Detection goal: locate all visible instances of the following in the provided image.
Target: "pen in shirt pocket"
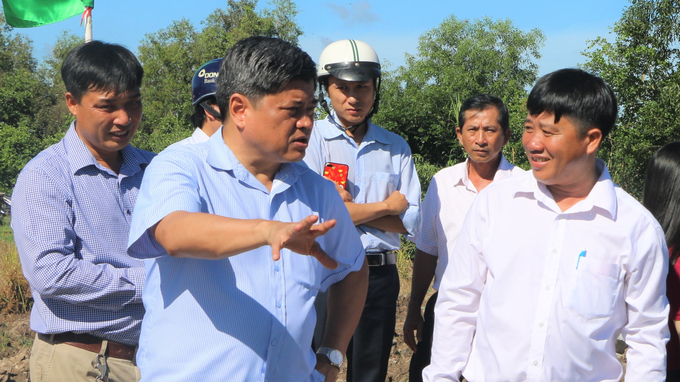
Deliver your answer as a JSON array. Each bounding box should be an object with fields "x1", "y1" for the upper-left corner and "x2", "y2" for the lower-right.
[{"x1": 576, "y1": 250, "x2": 587, "y2": 269}]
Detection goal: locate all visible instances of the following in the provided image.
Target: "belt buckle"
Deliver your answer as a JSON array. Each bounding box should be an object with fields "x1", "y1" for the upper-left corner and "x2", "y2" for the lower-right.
[{"x1": 368, "y1": 252, "x2": 386, "y2": 267}]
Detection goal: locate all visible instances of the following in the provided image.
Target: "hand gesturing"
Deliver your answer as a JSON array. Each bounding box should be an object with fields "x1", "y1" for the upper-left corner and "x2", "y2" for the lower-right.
[{"x1": 261, "y1": 215, "x2": 338, "y2": 269}]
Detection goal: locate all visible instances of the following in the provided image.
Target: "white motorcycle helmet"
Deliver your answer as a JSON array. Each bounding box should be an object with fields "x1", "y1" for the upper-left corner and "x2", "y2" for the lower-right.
[{"x1": 317, "y1": 39, "x2": 382, "y2": 126}]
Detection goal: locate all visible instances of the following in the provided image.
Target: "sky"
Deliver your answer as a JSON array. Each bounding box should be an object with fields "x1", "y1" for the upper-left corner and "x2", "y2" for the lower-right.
[{"x1": 4, "y1": 0, "x2": 631, "y2": 76}]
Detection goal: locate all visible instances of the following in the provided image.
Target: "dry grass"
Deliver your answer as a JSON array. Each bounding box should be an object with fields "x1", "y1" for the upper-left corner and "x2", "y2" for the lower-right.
[
  {"x1": 396, "y1": 237, "x2": 416, "y2": 280},
  {"x1": 0, "y1": 224, "x2": 32, "y2": 314}
]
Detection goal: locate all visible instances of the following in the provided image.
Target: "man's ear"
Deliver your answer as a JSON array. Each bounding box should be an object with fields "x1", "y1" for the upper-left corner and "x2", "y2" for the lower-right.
[
  {"x1": 229, "y1": 94, "x2": 248, "y2": 129},
  {"x1": 65, "y1": 92, "x2": 79, "y2": 116},
  {"x1": 585, "y1": 127, "x2": 603, "y2": 155}
]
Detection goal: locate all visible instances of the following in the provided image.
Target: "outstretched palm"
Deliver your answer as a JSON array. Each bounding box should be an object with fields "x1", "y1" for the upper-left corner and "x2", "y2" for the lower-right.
[{"x1": 266, "y1": 215, "x2": 338, "y2": 269}]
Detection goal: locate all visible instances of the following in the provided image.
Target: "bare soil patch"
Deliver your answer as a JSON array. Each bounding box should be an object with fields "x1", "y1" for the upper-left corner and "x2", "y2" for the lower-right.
[{"x1": 0, "y1": 313, "x2": 31, "y2": 382}]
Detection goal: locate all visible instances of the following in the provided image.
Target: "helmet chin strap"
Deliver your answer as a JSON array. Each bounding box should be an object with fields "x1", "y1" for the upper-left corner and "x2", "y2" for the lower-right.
[
  {"x1": 318, "y1": 90, "x2": 361, "y2": 132},
  {"x1": 200, "y1": 101, "x2": 222, "y2": 121}
]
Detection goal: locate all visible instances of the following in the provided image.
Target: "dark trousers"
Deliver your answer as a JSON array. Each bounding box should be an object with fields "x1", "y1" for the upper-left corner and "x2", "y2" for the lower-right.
[
  {"x1": 346, "y1": 264, "x2": 400, "y2": 382},
  {"x1": 669, "y1": 370, "x2": 680, "y2": 382},
  {"x1": 312, "y1": 289, "x2": 328, "y2": 351},
  {"x1": 409, "y1": 291, "x2": 438, "y2": 382}
]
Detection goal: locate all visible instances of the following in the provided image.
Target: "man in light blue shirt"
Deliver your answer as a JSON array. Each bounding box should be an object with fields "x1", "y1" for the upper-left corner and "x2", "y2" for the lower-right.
[
  {"x1": 128, "y1": 37, "x2": 368, "y2": 382},
  {"x1": 304, "y1": 39, "x2": 421, "y2": 382},
  {"x1": 12, "y1": 41, "x2": 153, "y2": 382}
]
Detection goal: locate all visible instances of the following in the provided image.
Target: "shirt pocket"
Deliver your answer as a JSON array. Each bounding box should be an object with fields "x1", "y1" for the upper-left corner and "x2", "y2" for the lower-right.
[
  {"x1": 363, "y1": 172, "x2": 399, "y2": 203},
  {"x1": 290, "y1": 253, "x2": 322, "y2": 291},
  {"x1": 565, "y1": 258, "x2": 620, "y2": 320}
]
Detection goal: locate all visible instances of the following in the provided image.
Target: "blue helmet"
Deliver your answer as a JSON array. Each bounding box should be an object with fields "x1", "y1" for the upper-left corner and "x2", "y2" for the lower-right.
[{"x1": 191, "y1": 58, "x2": 222, "y2": 105}]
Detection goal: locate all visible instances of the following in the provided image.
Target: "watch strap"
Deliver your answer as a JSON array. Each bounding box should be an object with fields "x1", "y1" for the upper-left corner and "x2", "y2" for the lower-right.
[{"x1": 316, "y1": 347, "x2": 343, "y2": 368}]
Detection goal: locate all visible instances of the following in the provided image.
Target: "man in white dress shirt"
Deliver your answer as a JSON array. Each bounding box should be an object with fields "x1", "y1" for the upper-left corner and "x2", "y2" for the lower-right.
[
  {"x1": 423, "y1": 68, "x2": 669, "y2": 382},
  {"x1": 403, "y1": 94, "x2": 524, "y2": 382},
  {"x1": 167, "y1": 58, "x2": 223, "y2": 149}
]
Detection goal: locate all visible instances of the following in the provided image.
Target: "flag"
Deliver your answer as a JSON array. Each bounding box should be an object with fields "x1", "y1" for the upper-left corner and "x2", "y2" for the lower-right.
[{"x1": 2, "y1": 0, "x2": 94, "y2": 28}]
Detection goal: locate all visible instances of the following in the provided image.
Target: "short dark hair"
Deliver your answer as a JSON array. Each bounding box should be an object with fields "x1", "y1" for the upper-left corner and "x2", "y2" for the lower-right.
[
  {"x1": 526, "y1": 68, "x2": 617, "y2": 138},
  {"x1": 458, "y1": 94, "x2": 509, "y2": 133},
  {"x1": 191, "y1": 96, "x2": 217, "y2": 128},
  {"x1": 215, "y1": 36, "x2": 317, "y2": 122},
  {"x1": 643, "y1": 140, "x2": 680, "y2": 263},
  {"x1": 61, "y1": 41, "x2": 143, "y2": 102}
]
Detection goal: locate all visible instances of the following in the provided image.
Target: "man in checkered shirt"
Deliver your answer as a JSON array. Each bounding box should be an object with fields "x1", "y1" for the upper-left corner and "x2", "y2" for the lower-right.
[{"x1": 11, "y1": 41, "x2": 154, "y2": 382}]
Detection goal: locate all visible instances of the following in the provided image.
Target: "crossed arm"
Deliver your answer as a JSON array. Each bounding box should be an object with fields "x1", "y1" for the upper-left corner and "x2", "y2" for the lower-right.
[{"x1": 336, "y1": 185, "x2": 408, "y2": 233}]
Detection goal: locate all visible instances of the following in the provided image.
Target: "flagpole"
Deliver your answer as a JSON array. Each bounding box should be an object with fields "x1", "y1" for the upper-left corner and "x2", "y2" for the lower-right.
[
  {"x1": 82, "y1": 6, "x2": 93, "y2": 42},
  {"x1": 85, "y1": 15, "x2": 92, "y2": 42}
]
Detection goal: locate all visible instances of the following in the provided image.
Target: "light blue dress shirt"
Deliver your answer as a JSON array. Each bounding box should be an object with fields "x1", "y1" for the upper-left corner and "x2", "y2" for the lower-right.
[
  {"x1": 127, "y1": 129, "x2": 365, "y2": 382},
  {"x1": 11, "y1": 122, "x2": 154, "y2": 345},
  {"x1": 303, "y1": 114, "x2": 421, "y2": 251}
]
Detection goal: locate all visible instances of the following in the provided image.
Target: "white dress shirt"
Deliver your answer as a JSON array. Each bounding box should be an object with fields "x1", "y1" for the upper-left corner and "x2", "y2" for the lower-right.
[
  {"x1": 164, "y1": 127, "x2": 210, "y2": 151},
  {"x1": 424, "y1": 160, "x2": 669, "y2": 382},
  {"x1": 415, "y1": 155, "x2": 523, "y2": 290}
]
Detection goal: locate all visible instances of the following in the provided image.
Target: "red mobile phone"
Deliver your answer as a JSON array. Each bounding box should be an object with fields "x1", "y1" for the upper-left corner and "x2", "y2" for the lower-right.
[{"x1": 323, "y1": 162, "x2": 349, "y2": 190}]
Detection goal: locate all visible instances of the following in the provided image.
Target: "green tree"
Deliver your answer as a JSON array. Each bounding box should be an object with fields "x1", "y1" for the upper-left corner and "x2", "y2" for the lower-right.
[
  {"x1": 134, "y1": 0, "x2": 303, "y2": 153},
  {"x1": 33, "y1": 32, "x2": 83, "y2": 139},
  {"x1": 374, "y1": 16, "x2": 544, "y2": 171},
  {"x1": 0, "y1": 122, "x2": 43, "y2": 192},
  {"x1": 0, "y1": 13, "x2": 41, "y2": 128},
  {"x1": 583, "y1": 0, "x2": 680, "y2": 198},
  {"x1": 0, "y1": 13, "x2": 71, "y2": 192},
  {"x1": 135, "y1": 19, "x2": 199, "y2": 152}
]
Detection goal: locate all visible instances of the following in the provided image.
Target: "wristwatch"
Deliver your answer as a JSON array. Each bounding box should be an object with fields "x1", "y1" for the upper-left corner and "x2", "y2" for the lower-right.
[{"x1": 316, "y1": 347, "x2": 344, "y2": 368}]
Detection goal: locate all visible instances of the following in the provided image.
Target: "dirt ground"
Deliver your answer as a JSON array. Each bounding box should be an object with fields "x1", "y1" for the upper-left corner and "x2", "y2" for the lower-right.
[
  {"x1": 0, "y1": 313, "x2": 31, "y2": 382},
  {"x1": 335, "y1": 286, "x2": 428, "y2": 382}
]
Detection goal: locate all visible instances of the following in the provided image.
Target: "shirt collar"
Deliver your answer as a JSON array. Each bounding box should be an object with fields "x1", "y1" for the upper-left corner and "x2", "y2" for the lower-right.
[
  {"x1": 457, "y1": 154, "x2": 514, "y2": 191},
  {"x1": 65, "y1": 121, "x2": 151, "y2": 177},
  {"x1": 191, "y1": 127, "x2": 211, "y2": 141},
  {"x1": 518, "y1": 159, "x2": 617, "y2": 219},
  {"x1": 497, "y1": 154, "x2": 514, "y2": 173},
  {"x1": 205, "y1": 127, "x2": 305, "y2": 192},
  {"x1": 319, "y1": 113, "x2": 390, "y2": 145}
]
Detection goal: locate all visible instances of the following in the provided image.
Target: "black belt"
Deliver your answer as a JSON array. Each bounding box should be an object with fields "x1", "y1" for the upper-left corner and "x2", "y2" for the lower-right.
[{"x1": 366, "y1": 251, "x2": 397, "y2": 266}]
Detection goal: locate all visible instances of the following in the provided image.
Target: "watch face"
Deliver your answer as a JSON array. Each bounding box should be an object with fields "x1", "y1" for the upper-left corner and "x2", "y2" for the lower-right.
[{"x1": 328, "y1": 349, "x2": 343, "y2": 365}]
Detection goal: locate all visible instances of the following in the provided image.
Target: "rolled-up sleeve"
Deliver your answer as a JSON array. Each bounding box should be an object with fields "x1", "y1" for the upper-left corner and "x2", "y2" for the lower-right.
[
  {"x1": 398, "y1": 143, "x2": 421, "y2": 237},
  {"x1": 415, "y1": 176, "x2": 440, "y2": 256},
  {"x1": 128, "y1": 150, "x2": 203, "y2": 259}
]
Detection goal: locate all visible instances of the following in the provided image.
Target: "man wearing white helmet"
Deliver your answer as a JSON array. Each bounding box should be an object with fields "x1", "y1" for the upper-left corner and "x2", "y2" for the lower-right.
[
  {"x1": 166, "y1": 58, "x2": 223, "y2": 150},
  {"x1": 304, "y1": 39, "x2": 422, "y2": 382}
]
